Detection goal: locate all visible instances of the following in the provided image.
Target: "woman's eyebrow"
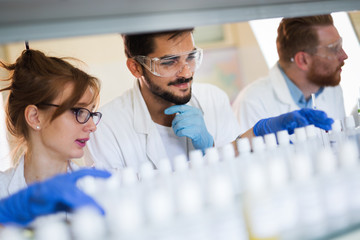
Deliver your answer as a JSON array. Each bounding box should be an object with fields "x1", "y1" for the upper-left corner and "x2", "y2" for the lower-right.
[{"x1": 74, "y1": 102, "x2": 96, "y2": 109}]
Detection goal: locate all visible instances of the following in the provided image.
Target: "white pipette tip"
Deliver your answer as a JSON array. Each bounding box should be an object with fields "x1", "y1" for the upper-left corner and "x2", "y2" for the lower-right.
[
  {"x1": 331, "y1": 119, "x2": 342, "y2": 132},
  {"x1": 345, "y1": 115, "x2": 355, "y2": 130},
  {"x1": 311, "y1": 93, "x2": 316, "y2": 110}
]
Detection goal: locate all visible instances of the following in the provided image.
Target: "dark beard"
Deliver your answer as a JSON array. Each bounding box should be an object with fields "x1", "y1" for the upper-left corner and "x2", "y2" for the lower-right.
[
  {"x1": 143, "y1": 70, "x2": 192, "y2": 105},
  {"x1": 306, "y1": 61, "x2": 342, "y2": 87}
]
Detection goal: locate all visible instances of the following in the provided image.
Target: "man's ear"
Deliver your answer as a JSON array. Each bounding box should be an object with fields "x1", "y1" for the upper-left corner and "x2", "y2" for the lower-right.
[
  {"x1": 24, "y1": 105, "x2": 41, "y2": 131},
  {"x1": 126, "y1": 58, "x2": 144, "y2": 78},
  {"x1": 293, "y1": 51, "x2": 312, "y2": 71}
]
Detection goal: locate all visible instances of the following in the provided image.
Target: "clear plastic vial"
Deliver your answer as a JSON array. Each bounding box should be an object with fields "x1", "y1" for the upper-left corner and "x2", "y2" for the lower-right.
[
  {"x1": 244, "y1": 162, "x2": 279, "y2": 240},
  {"x1": 291, "y1": 153, "x2": 326, "y2": 239},
  {"x1": 316, "y1": 148, "x2": 349, "y2": 233}
]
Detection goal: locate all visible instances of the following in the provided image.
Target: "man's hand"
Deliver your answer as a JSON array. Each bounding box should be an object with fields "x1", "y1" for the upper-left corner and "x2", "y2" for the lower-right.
[
  {"x1": 253, "y1": 108, "x2": 334, "y2": 136},
  {"x1": 165, "y1": 105, "x2": 214, "y2": 152}
]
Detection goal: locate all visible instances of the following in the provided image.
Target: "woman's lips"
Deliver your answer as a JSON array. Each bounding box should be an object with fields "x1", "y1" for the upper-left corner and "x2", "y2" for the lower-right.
[{"x1": 75, "y1": 138, "x2": 89, "y2": 147}]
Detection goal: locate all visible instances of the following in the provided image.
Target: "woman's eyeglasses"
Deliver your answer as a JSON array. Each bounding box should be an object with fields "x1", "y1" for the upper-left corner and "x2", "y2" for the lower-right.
[{"x1": 37, "y1": 103, "x2": 102, "y2": 125}]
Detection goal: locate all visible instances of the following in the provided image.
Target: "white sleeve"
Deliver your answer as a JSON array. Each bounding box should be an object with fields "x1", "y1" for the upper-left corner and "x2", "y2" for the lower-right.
[
  {"x1": 206, "y1": 85, "x2": 241, "y2": 146},
  {"x1": 336, "y1": 86, "x2": 346, "y2": 120},
  {"x1": 232, "y1": 92, "x2": 266, "y2": 134}
]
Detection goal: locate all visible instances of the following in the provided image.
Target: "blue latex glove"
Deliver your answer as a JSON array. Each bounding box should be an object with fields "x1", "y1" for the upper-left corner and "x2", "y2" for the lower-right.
[
  {"x1": 165, "y1": 105, "x2": 214, "y2": 151},
  {"x1": 253, "y1": 108, "x2": 334, "y2": 136},
  {"x1": 0, "y1": 168, "x2": 111, "y2": 226}
]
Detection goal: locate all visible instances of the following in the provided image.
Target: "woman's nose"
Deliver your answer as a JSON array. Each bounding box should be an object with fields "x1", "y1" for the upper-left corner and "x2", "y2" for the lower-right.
[{"x1": 85, "y1": 118, "x2": 97, "y2": 132}]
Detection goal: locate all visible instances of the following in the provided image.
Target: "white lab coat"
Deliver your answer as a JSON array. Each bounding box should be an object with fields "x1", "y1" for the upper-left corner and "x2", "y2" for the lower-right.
[
  {"x1": 0, "y1": 156, "x2": 78, "y2": 225},
  {"x1": 232, "y1": 64, "x2": 346, "y2": 133},
  {"x1": 0, "y1": 156, "x2": 27, "y2": 199},
  {"x1": 0, "y1": 156, "x2": 78, "y2": 199},
  {"x1": 85, "y1": 80, "x2": 241, "y2": 172}
]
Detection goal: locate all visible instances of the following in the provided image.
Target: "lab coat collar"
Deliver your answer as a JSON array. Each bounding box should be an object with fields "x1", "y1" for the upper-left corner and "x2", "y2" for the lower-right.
[
  {"x1": 270, "y1": 63, "x2": 298, "y2": 109},
  {"x1": 7, "y1": 156, "x2": 75, "y2": 196},
  {"x1": 132, "y1": 80, "x2": 204, "y2": 133},
  {"x1": 8, "y1": 155, "x2": 27, "y2": 196},
  {"x1": 133, "y1": 80, "x2": 153, "y2": 134},
  {"x1": 132, "y1": 80, "x2": 168, "y2": 167},
  {"x1": 132, "y1": 80, "x2": 201, "y2": 166}
]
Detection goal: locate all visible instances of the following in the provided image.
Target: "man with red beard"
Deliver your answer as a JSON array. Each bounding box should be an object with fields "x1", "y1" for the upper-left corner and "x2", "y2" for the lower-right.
[
  {"x1": 232, "y1": 14, "x2": 347, "y2": 133},
  {"x1": 85, "y1": 28, "x2": 334, "y2": 172}
]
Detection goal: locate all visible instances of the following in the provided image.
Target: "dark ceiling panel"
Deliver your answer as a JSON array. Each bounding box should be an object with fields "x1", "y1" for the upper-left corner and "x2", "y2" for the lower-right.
[{"x1": 0, "y1": 0, "x2": 358, "y2": 43}]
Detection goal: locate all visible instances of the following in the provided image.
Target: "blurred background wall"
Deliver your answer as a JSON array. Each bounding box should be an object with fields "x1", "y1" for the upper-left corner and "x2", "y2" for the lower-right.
[{"x1": 0, "y1": 11, "x2": 359, "y2": 170}]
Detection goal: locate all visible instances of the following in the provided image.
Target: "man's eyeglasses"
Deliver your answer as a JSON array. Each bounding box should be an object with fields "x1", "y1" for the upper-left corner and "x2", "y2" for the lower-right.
[
  {"x1": 133, "y1": 48, "x2": 203, "y2": 78},
  {"x1": 38, "y1": 103, "x2": 102, "y2": 125},
  {"x1": 312, "y1": 37, "x2": 343, "y2": 59},
  {"x1": 290, "y1": 38, "x2": 344, "y2": 62}
]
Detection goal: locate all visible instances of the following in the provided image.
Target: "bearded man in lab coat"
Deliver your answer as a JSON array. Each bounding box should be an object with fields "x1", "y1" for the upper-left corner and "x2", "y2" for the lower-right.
[
  {"x1": 232, "y1": 14, "x2": 347, "y2": 133},
  {"x1": 85, "y1": 29, "x2": 243, "y2": 171},
  {"x1": 85, "y1": 28, "x2": 334, "y2": 172}
]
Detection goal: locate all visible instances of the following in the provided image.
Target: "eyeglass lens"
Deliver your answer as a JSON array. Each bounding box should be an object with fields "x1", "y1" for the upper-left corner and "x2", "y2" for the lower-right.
[
  {"x1": 74, "y1": 108, "x2": 102, "y2": 125},
  {"x1": 156, "y1": 50, "x2": 201, "y2": 77},
  {"x1": 319, "y1": 38, "x2": 343, "y2": 55},
  {"x1": 136, "y1": 49, "x2": 203, "y2": 78}
]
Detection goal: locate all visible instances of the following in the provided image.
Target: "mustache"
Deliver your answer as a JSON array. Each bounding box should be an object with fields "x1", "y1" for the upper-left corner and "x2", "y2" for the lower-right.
[
  {"x1": 337, "y1": 62, "x2": 345, "y2": 70},
  {"x1": 168, "y1": 77, "x2": 192, "y2": 86}
]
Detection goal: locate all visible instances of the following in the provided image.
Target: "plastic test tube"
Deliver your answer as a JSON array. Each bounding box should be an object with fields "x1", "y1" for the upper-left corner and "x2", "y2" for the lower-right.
[
  {"x1": 311, "y1": 93, "x2": 316, "y2": 110},
  {"x1": 311, "y1": 93, "x2": 330, "y2": 147},
  {"x1": 357, "y1": 88, "x2": 360, "y2": 125}
]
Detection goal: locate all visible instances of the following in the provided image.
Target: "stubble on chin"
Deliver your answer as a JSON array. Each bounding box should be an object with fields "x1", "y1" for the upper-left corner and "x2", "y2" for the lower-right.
[
  {"x1": 164, "y1": 86, "x2": 192, "y2": 105},
  {"x1": 143, "y1": 73, "x2": 192, "y2": 105},
  {"x1": 307, "y1": 62, "x2": 342, "y2": 87}
]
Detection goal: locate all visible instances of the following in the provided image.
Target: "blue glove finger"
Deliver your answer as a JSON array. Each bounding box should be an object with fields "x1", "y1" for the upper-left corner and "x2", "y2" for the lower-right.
[
  {"x1": 173, "y1": 127, "x2": 196, "y2": 138},
  {"x1": 172, "y1": 111, "x2": 202, "y2": 131},
  {"x1": 164, "y1": 105, "x2": 195, "y2": 115},
  {"x1": 176, "y1": 127, "x2": 213, "y2": 150},
  {"x1": 285, "y1": 119, "x2": 308, "y2": 134},
  {"x1": 299, "y1": 108, "x2": 334, "y2": 131},
  {"x1": 288, "y1": 111, "x2": 309, "y2": 126},
  {"x1": 165, "y1": 105, "x2": 213, "y2": 151},
  {"x1": 300, "y1": 108, "x2": 327, "y2": 121},
  {"x1": 313, "y1": 119, "x2": 334, "y2": 131},
  {"x1": 254, "y1": 110, "x2": 310, "y2": 136},
  {"x1": 280, "y1": 111, "x2": 309, "y2": 134},
  {"x1": 172, "y1": 115, "x2": 202, "y2": 138},
  {"x1": 172, "y1": 122, "x2": 188, "y2": 136}
]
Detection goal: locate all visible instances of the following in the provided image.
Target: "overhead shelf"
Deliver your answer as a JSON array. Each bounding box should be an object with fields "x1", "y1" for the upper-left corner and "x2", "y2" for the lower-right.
[{"x1": 0, "y1": 0, "x2": 359, "y2": 43}]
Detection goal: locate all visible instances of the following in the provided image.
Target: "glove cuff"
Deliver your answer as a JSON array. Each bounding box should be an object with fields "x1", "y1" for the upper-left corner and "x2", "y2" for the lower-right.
[
  {"x1": 0, "y1": 187, "x2": 33, "y2": 226},
  {"x1": 253, "y1": 119, "x2": 267, "y2": 136},
  {"x1": 202, "y1": 135, "x2": 214, "y2": 152}
]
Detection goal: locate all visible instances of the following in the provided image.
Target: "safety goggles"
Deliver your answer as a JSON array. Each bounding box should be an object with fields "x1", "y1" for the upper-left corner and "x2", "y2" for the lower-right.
[
  {"x1": 134, "y1": 48, "x2": 203, "y2": 78},
  {"x1": 313, "y1": 37, "x2": 343, "y2": 59},
  {"x1": 38, "y1": 103, "x2": 102, "y2": 125}
]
